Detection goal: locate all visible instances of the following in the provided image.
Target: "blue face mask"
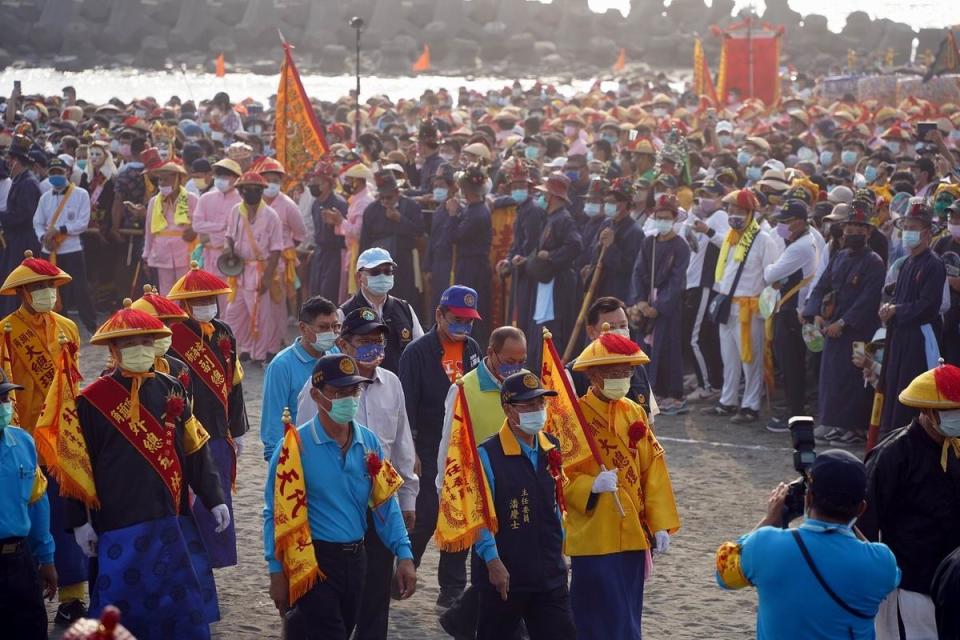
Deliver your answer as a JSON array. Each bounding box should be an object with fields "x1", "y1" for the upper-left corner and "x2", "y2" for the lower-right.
[
  {"x1": 746, "y1": 166, "x2": 762, "y2": 182},
  {"x1": 584, "y1": 202, "x2": 602, "y2": 218},
  {"x1": 498, "y1": 362, "x2": 523, "y2": 378},
  {"x1": 0, "y1": 401, "x2": 12, "y2": 430},
  {"x1": 511, "y1": 189, "x2": 528, "y2": 204},
  {"x1": 448, "y1": 321, "x2": 473, "y2": 338},
  {"x1": 902, "y1": 229, "x2": 922, "y2": 249},
  {"x1": 885, "y1": 140, "x2": 900, "y2": 154},
  {"x1": 517, "y1": 408, "x2": 547, "y2": 435},
  {"x1": 565, "y1": 170, "x2": 580, "y2": 183},
  {"x1": 49, "y1": 175, "x2": 68, "y2": 190},
  {"x1": 819, "y1": 150, "x2": 834, "y2": 166},
  {"x1": 864, "y1": 165, "x2": 877, "y2": 183},
  {"x1": 603, "y1": 203, "x2": 619, "y2": 218},
  {"x1": 938, "y1": 409, "x2": 960, "y2": 437},
  {"x1": 366, "y1": 274, "x2": 394, "y2": 295},
  {"x1": 433, "y1": 187, "x2": 448, "y2": 201},
  {"x1": 535, "y1": 194, "x2": 547, "y2": 210},
  {"x1": 355, "y1": 343, "x2": 385, "y2": 364},
  {"x1": 603, "y1": 134, "x2": 618, "y2": 146},
  {"x1": 322, "y1": 394, "x2": 360, "y2": 424},
  {"x1": 736, "y1": 150, "x2": 751, "y2": 167},
  {"x1": 76, "y1": 159, "x2": 87, "y2": 171},
  {"x1": 841, "y1": 150, "x2": 858, "y2": 167},
  {"x1": 524, "y1": 146, "x2": 540, "y2": 160}
]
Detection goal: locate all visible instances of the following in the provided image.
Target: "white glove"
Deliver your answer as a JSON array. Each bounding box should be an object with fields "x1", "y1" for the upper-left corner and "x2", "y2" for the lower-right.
[
  {"x1": 233, "y1": 435, "x2": 245, "y2": 456},
  {"x1": 591, "y1": 469, "x2": 619, "y2": 494},
  {"x1": 74, "y1": 522, "x2": 98, "y2": 558},
  {"x1": 653, "y1": 530, "x2": 670, "y2": 555},
  {"x1": 212, "y1": 504, "x2": 231, "y2": 533}
]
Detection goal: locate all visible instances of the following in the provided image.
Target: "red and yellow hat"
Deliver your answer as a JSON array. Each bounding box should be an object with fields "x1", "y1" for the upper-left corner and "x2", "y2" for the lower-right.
[
  {"x1": 899, "y1": 362, "x2": 960, "y2": 410},
  {"x1": 572, "y1": 329, "x2": 650, "y2": 371},
  {"x1": 130, "y1": 285, "x2": 189, "y2": 322},
  {"x1": 91, "y1": 299, "x2": 171, "y2": 345},
  {"x1": 0, "y1": 250, "x2": 72, "y2": 295},
  {"x1": 166, "y1": 262, "x2": 232, "y2": 300}
]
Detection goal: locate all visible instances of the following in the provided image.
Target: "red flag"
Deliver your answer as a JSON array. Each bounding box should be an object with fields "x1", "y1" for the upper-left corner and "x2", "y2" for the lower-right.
[
  {"x1": 612, "y1": 48, "x2": 626, "y2": 72},
  {"x1": 215, "y1": 53, "x2": 225, "y2": 78},
  {"x1": 412, "y1": 45, "x2": 431, "y2": 73},
  {"x1": 275, "y1": 40, "x2": 329, "y2": 189}
]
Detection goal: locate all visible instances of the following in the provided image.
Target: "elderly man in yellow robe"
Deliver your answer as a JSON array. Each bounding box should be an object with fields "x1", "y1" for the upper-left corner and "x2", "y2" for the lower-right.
[
  {"x1": 565, "y1": 329, "x2": 681, "y2": 640},
  {"x1": 0, "y1": 250, "x2": 89, "y2": 624}
]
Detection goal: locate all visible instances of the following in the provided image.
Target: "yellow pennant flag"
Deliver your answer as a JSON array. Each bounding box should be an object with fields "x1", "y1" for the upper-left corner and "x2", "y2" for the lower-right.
[
  {"x1": 1, "y1": 322, "x2": 19, "y2": 425},
  {"x1": 540, "y1": 329, "x2": 597, "y2": 471},
  {"x1": 273, "y1": 414, "x2": 321, "y2": 606},
  {"x1": 435, "y1": 382, "x2": 498, "y2": 552},
  {"x1": 366, "y1": 452, "x2": 404, "y2": 509},
  {"x1": 34, "y1": 334, "x2": 97, "y2": 507},
  {"x1": 275, "y1": 40, "x2": 329, "y2": 191}
]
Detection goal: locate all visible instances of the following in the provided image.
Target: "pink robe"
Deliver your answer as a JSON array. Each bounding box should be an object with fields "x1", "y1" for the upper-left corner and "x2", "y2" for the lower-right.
[
  {"x1": 222, "y1": 202, "x2": 284, "y2": 361},
  {"x1": 341, "y1": 186, "x2": 373, "y2": 300},
  {"x1": 264, "y1": 191, "x2": 308, "y2": 342},
  {"x1": 192, "y1": 188, "x2": 242, "y2": 310},
  {"x1": 143, "y1": 189, "x2": 198, "y2": 295}
]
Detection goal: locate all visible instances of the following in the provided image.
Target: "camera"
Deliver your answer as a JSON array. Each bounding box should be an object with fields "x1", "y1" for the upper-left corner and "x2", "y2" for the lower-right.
[{"x1": 781, "y1": 416, "x2": 816, "y2": 528}]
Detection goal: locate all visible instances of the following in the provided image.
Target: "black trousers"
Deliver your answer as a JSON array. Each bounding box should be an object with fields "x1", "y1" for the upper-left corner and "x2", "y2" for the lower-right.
[
  {"x1": 354, "y1": 514, "x2": 393, "y2": 640},
  {"x1": 773, "y1": 308, "x2": 807, "y2": 416},
  {"x1": 0, "y1": 542, "x2": 47, "y2": 640},
  {"x1": 310, "y1": 245, "x2": 343, "y2": 305},
  {"x1": 682, "y1": 287, "x2": 723, "y2": 390},
  {"x1": 476, "y1": 585, "x2": 576, "y2": 640},
  {"x1": 43, "y1": 250, "x2": 97, "y2": 331},
  {"x1": 410, "y1": 453, "x2": 468, "y2": 591},
  {"x1": 285, "y1": 541, "x2": 367, "y2": 640}
]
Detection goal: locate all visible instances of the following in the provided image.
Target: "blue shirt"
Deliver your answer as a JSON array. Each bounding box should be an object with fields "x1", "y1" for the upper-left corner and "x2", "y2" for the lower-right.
[
  {"x1": 0, "y1": 426, "x2": 54, "y2": 564},
  {"x1": 721, "y1": 519, "x2": 900, "y2": 640},
  {"x1": 262, "y1": 417, "x2": 413, "y2": 573},
  {"x1": 260, "y1": 339, "x2": 328, "y2": 460}
]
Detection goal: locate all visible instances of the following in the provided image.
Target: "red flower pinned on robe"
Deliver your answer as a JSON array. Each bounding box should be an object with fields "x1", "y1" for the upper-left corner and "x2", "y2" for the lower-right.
[
  {"x1": 178, "y1": 369, "x2": 191, "y2": 390},
  {"x1": 366, "y1": 451, "x2": 383, "y2": 478},
  {"x1": 546, "y1": 447, "x2": 567, "y2": 514},
  {"x1": 218, "y1": 335, "x2": 233, "y2": 362},
  {"x1": 164, "y1": 394, "x2": 186, "y2": 427},
  {"x1": 628, "y1": 420, "x2": 647, "y2": 449}
]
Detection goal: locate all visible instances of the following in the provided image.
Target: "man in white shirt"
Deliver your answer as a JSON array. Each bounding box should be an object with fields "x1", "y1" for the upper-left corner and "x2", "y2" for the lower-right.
[
  {"x1": 762, "y1": 199, "x2": 820, "y2": 433},
  {"x1": 296, "y1": 306, "x2": 418, "y2": 640},
  {"x1": 32, "y1": 156, "x2": 97, "y2": 332},
  {"x1": 701, "y1": 189, "x2": 779, "y2": 424}
]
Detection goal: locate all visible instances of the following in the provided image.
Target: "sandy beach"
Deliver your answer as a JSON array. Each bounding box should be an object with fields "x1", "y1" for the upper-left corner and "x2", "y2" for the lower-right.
[{"x1": 48, "y1": 329, "x2": 797, "y2": 639}]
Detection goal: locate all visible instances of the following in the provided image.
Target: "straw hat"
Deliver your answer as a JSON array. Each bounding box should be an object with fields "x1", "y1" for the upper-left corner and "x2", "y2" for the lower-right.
[
  {"x1": 572, "y1": 330, "x2": 650, "y2": 371},
  {"x1": 166, "y1": 262, "x2": 233, "y2": 300},
  {"x1": 0, "y1": 250, "x2": 72, "y2": 295},
  {"x1": 90, "y1": 299, "x2": 171, "y2": 345}
]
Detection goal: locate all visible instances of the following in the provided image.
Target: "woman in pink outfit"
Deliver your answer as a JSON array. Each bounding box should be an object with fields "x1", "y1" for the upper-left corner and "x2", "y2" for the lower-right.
[
  {"x1": 142, "y1": 160, "x2": 198, "y2": 295},
  {"x1": 192, "y1": 158, "x2": 243, "y2": 310}
]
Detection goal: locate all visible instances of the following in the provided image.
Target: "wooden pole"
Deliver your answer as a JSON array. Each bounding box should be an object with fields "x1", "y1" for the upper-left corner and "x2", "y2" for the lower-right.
[{"x1": 562, "y1": 244, "x2": 608, "y2": 362}]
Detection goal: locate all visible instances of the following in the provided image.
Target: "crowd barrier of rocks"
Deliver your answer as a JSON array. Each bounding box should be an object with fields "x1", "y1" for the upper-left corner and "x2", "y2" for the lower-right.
[{"x1": 0, "y1": 0, "x2": 942, "y2": 76}]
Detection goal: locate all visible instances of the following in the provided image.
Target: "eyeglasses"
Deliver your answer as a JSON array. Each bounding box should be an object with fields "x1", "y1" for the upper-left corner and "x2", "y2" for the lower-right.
[{"x1": 365, "y1": 266, "x2": 395, "y2": 277}]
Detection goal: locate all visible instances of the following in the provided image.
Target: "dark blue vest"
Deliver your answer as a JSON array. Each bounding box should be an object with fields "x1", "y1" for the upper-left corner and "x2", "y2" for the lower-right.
[
  {"x1": 340, "y1": 292, "x2": 414, "y2": 375},
  {"x1": 472, "y1": 431, "x2": 567, "y2": 592}
]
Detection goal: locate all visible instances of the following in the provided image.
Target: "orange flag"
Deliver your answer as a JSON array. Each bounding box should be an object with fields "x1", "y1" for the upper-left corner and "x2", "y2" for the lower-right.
[
  {"x1": 612, "y1": 48, "x2": 626, "y2": 72},
  {"x1": 412, "y1": 45, "x2": 431, "y2": 73},
  {"x1": 275, "y1": 40, "x2": 329, "y2": 189},
  {"x1": 435, "y1": 381, "x2": 498, "y2": 552},
  {"x1": 215, "y1": 53, "x2": 226, "y2": 78},
  {"x1": 540, "y1": 329, "x2": 601, "y2": 471},
  {"x1": 693, "y1": 39, "x2": 718, "y2": 104}
]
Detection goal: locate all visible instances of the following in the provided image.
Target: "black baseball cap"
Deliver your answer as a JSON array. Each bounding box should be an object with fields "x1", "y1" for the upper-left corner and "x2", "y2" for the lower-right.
[
  {"x1": 0, "y1": 369, "x2": 24, "y2": 396},
  {"x1": 310, "y1": 354, "x2": 372, "y2": 389},
  {"x1": 808, "y1": 449, "x2": 866, "y2": 504},
  {"x1": 775, "y1": 198, "x2": 809, "y2": 222},
  {"x1": 500, "y1": 370, "x2": 558, "y2": 405},
  {"x1": 342, "y1": 307, "x2": 387, "y2": 337}
]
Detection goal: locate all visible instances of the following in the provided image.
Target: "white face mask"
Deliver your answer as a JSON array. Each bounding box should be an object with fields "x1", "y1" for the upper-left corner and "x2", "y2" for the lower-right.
[
  {"x1": 153, "y1": 336, "x2": 172, "y2": 358},
  {"x1": 611, "y1": 327, "x2": 631, "y2": 338},
  {"x1": 158, "y1": 185, "x2": 174, "y2": 197},
  {"x1": 214, "y1": 177, "x2": 233, "y2": 193},
  {"x1": 601, "y1": 377, "x2": 631, "y2": 401},
  {"x1": 264, "y1": 182, "x2": 281, "y2": 198},
  {"x1": 312, "y1": 331, "x2": 337, "y2": 352},
  {"x1": 119, "y1": 345, "x2": 157, "y2": 373},
  {"x1": 30, "y1": 287, "x2": 57, "y2": 313},
  {"x1": 191, "y1": 303, "x2": 218, "y2": 323}
]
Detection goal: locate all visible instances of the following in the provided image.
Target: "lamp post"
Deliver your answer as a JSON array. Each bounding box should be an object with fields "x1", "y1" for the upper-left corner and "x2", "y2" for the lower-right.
[{"x1": 349, "y1": 16, "x2": 364, "y2": 147}]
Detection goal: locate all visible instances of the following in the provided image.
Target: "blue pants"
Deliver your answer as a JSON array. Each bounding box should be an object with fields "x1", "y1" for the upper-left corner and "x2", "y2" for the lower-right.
[
  {"x1": 45, "y1": 472, "x2": 89, "y2": 589},
  {"x1": 570, "y1": 551, "x2": 646, "y2": 640},
  {"x1": 192, "y1": 438, "x2": 237, "y2": 568}
]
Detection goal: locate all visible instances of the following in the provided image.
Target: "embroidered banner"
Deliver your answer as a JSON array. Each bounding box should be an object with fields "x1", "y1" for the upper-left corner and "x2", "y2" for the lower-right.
[
  {"x1": 170, "y1": 323, "x2": 230, "y2": 416},
  {"x1": 275, "y1": 41, "x2": 329, "y2": 190}
]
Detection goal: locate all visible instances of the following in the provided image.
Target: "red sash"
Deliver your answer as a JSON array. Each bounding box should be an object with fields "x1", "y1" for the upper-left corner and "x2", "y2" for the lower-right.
[
  {"x1": 169, "y1": 322, "x2": 230, "y2": 417},
  {"x1": 80, "y1": 376, "x2": 183, "y2": 512}
]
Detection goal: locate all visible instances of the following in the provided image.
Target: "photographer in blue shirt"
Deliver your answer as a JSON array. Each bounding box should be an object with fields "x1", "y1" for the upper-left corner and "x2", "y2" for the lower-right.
[{"x1": 715, "y1": 450, "x2": 900, "y2": 639}]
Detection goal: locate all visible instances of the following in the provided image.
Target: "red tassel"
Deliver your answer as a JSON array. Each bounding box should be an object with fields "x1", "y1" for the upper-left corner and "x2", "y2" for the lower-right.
[
  {"x1": 143, "y1": 293, "x2": 187, "y2": 318},
  {"x1": 737, "y1": 189, "x2": 759, "y2": 211},
  {"x1": 22, "y1": 257, "x2": 62, "y2": 277},
  {"x1": 598, "y1": 332, "x2": 641, "y2": 356},
  {"x1": 935, "y1": 365, "x2": 960, "y2": 403}
]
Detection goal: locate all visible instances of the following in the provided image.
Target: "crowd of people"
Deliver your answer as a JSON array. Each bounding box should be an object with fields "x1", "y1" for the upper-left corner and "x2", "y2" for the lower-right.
[{"x1": 1, "y1": 69, "x2": 960, "y2": 639}]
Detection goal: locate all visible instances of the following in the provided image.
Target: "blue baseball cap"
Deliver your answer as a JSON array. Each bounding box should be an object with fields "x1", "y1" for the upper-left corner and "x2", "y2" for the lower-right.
[{"x1": 440, "y1": 285, "x2": 481, "y2": 320}]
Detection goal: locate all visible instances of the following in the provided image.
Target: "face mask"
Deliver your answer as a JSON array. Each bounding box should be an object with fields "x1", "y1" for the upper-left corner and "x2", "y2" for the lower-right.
[
  {"x1": 191, "y1": 303, "x2": 218, "y2": 323},
  {"x1": 433, "y1": 187, "x2": 449, "y2": 201},
  {"x1": 214, "y1": 177, "x2": 233, "y2": 193},
  {"x1": 264, "y1": 183, "x2": 281, "y2": 198},
  {"x1": 603, "y1": 134, "x2": 618, "y2": 146},
  {"x1": 601, "y1": 377, "x2": 631, "y2": 401},
  {"x1": 49, "y1": 174, "x2": 68, "y2": 190},
  {"x1": 902, "y1": 229, "x2": 922, "y2": 250},
  {"x1": 796, "y1": 147, "x2": 816, "y2": 163},
  {"x1": 652, "y1": 107, "x2": 668, "y2": 118},
  {"x1": 717, "y1": 134, "x2": 732, "y2": 147},
  {"x1": 565, "y1": 170, "x2": 580, "y2": 183},
  {"x1": 611, "y1": 327, "x2": 631, "y2": 338},
  {"x1": 242, "y1": 190, "x2": 262, "y2": 206},
  {"x1": 841, "y1": 150, "x2": 858, "y2": 167},
  {"x1": 0, "y1": 401, "x2": 13, "y2": 430},
  {"x1": 119, "y1": 345, "x2": 156, "y2": 373},
  {"x1": 110, "y1": 139, "x2": 121, "y2": 153},
  {"x1": 365, "y1": 274, "x2": 394, "y2": 296},
  {"x1": 653, "y1": 219, "x2": 673, "y2": 235},
  {"x1": 746, "y1": 166, "x2": 762, "y2": 182},
  {"x1": 563, "y1": 125, "x2": 577, "y2": 137},
  {"x1": 30, "y1": 287, "x2": 57, "y2": 312},
  {"x1": 308, "y1": 184, "x2": 324, "y2": 198},
  {"x1": 524, "y1": 146, "x2": 540, "y2": 160},
  {"x1": 603, "y1": 204, "x2": 619, "y2": 219},
  {"x1": 885, "y1": 141, "x2": 900, "y2": 154},
  {"x1": 322, "y1": 394, "x2": 360, "y2": 424},
  {"x1": 24, "y1": 108, "x2": 39, "y2": 122},
  {"x1": 118, "y1": 143, "x2": 132, "y2": 158},
  {"x1": 355, "y1": 343, "x2": 385, "y2": 364},
  {"x1": 159, "y1": 185, "x2": 174, "y2": 197},
  {"x1": 312, "y1": 331, "x2": 337, "y2": 352},
  {"x1": 194, "y1": 177, "x2": 208, "y2": 190},
  {"x1": 448, "y1": 321, "x2": 473, "y2": 338},
  {"x1": 864, "y1": 165, "x2": 877, "y2": 183},
  {"x1": 819, "y1": 150, "x2": 834, "y2": 166},
  {"x1": 511, "y1": 189, "x2": 528, "y2": 204},
  {"x1": 535, "y1": 194, "x2": 547, "y2": 210},
  {"x1": 728, "y1": 216, "x2": 746, "y2": 230},
  {"x1": 843, "y1": 233, "x2": 866, "y2": 250},
  {"x1": 938, "y1": 409, "x2": 960, "y2": 437},
  {"x1": 497, "y1": 362, "x2": 523, "y2": 378},
  {"x1": 776, "y1": 222, "x2": 793, "y2": 239},
  {"x1": 76, "y1": 159, "x2": 87, "y2": 171},
  {"x1": 439, "y1": 153, "x2": 455, "y2": 163},
  {"x1": 584, "y1": 202, "x2": 602, "y2": 218},
  {"x1": 153, "y1": 336, "x2": 172, "y2": 358},
  {"x1": 736, "y1": 151, "x2": 751, "y2": 167},
  {"x1": 517, "y1": 408, "x2": 547, "y2": 435}
]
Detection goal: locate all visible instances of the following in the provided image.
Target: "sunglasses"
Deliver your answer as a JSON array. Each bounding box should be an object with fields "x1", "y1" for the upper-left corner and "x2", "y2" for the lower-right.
[{"x1": 365, "y1": 266, "x2": 395, "y2": 277}]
